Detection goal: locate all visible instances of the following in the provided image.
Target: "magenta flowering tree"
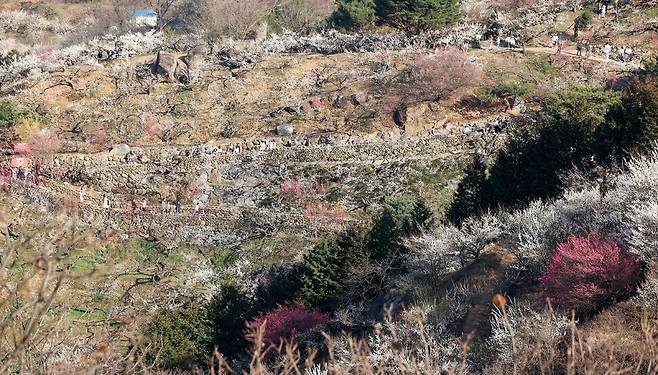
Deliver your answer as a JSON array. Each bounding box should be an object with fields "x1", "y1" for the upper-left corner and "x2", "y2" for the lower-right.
[
  {"x1": 245, "y1": 305, "x2": 327, "y2": 353},
  {"x1": 539, "y1": 231, "x2": 641, "y2": 313}
]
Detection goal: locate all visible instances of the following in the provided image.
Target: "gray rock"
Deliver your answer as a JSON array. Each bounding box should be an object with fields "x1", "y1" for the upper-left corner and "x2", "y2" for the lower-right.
[
  {"x1": 109, "y1": 144, "x2": 131, "y2": 157},
  {"x1": 276, "y1": 123, "x2": 294, "y2": 137},
  {"x1": 183, "y1": 46, "x2": 207, "y2": 70},
  {"x1": 153, "y1": 51, "x2": 178, "y2": 80}
]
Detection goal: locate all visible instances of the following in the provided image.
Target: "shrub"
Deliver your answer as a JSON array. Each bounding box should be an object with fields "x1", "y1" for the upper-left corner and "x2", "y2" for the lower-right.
[
  {"x1": 539, "y1": 232, "x2": 641, "y2": 314},
  {"x1": 574, "y1": 9, "x2": 593, "y2": 38},
  {"x1": 143, "y1": 303, "x2": 214, "y2": 369},
  {"x1": 245, "y1": 305, "x2": 327, "y2": 353},
  {"x1": 488, "y1": 302, "x2": 570, "y2": 372},
  {"x1": 330, "y1": 0, "x2": 377, "y2": 30},
  {"x1": 299, "y1": 237, "x2": 349, "y2": 308},
  {"x1": 599, "y1": 73, "x2": 658, "y2": 161},
  {"x1": 447, "y1": 155, "x2": 487, "y2": 224},
  {"x1": 369, "y1": 194, "x2": 433, "y2": 261},
  {"x1": 0, "y1": 100, "x2": 33, "y2": 130},
  {"x1": 270, "y1": 0, "x2": 336, "y2": 34},
  {"x1": 209, "y1": 283, "x2": 258, "y2": 359},
  {"x1": 448, "y1": 84, "x2": 622, "y2": 219},
  {"x1": 401, "y1": 48, "x2": 483, "y2": 106},
  {"x1": 377, "y1": 0, "x2": 461, "y2": 32}
]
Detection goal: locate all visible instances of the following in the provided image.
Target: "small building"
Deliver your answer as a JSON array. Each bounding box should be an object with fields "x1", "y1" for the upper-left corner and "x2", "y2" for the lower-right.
[{"x1": 129, "y1": 9, "x2": 158, "y2": 28}]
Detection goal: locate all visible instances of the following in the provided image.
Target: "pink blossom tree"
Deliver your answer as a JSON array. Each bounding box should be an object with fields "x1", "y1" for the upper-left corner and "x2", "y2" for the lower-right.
[
  {"x1": 401, "y1": 48, "x2": 483, "y2": 106},
  {"x1": 539, "y1": 231, "x2": 641, "y2": 313},
  {"x1": 245, "y1": 305, "x2": 327, "y2": 354}
]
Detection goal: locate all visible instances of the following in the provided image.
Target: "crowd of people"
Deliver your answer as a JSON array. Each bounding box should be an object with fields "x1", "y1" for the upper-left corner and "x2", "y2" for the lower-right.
[
  {"x1": 78, "y1": 187, "x2": 208, "y2": 217},
  {"x1": 0, "y1": 164, "x2": 43, "y2": 185}
]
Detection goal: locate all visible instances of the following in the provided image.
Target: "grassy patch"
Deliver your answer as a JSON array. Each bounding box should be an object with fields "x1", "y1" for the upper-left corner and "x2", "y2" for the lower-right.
[
  {"x1": 645, "y1": 6, "x2": 658, "y2": 19},
  {"x1": 66, "y1": 307, "x2": 108, "y2": 321}
]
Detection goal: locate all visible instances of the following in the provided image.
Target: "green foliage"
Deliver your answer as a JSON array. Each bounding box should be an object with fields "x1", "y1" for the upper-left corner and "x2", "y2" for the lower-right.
[
  {"x1": 331, "y1": 0, "x2": 460, "y2": 31},
  {"x1": 369, "y1": 194, "x2": 434, "y2": 260},
  {"x1": 143, "y1": 303, "x2": 214, "y2": 369},
  {"x1": 599, "y1": 72, "x2": 658, "y2": 160},
  {"x1": 479, "y1": 82, "x2": 532, "y2": 100},
  {"x1": 0, "y1": 100, "x2": 34, "y2": 130},
  {"x1": 299, "y1": 238, "x2": 348, "y2": 308},
  {"x1": 330, "y1": 0, "x2": 377, "y2": 30},
  {"x1": 209, "y1": 282, "x2": 257, "y2": 358},
  {"x1": 377, "y1": 0, "x2": 461, "y2": 32},
  {"x1": 476, "y1": 81, "x2": 533, "y2": 106},
  {"x1": 447, "y1": 155, "x2": 487, "y2": 224},
  {"x1": 130, "y1": 238, "x2": 169, "y2": 263},
  {"x1": 449, "y1": 84, "x2": 623, "y2": 221},
  {"x1": 574, "y1": 9, "x2": 593, "y2": 36},
  {"x1": 541, "y1": 84, "x2": 621, "y2": 139}
]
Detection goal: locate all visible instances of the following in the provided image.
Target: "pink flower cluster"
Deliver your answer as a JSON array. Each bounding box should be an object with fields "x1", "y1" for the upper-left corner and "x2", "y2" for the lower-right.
[
  {"x1": 246, "y1": 305, "x2": 327, "y2": 353},
  {"x1": 303, "y1": 203, "x2": 345, "y2": 224},
  {"x1": 539, "y1": 231, "x2": 641, "y2": 312},
  {"x1": 281, "y1": 179, "x2": 326, "y2": 198}
]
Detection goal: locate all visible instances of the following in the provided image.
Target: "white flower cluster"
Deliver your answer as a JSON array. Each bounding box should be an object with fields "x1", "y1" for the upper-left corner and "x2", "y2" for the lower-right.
[
  {"x1": 329, "y1": 305, "x2": 466, "y2": 374},
  {"x1": 488, "y1": 302, "x2": 570, "y2": 365},
  {"x1": 0, "y1": 30, "x2": 165, "y2": 93},
  {"x1": 0, "y1": 10, "x2": 72, "y2": 35}
]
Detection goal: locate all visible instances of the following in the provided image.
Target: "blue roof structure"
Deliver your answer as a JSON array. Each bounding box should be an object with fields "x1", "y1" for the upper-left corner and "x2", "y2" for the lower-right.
[{"x1": 129, "y1": 9, "x2": 158, "y2": 17}]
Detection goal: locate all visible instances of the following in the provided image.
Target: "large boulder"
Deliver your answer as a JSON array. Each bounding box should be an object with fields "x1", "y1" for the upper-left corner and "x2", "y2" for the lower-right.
[
  {"x1": 276, "y1": 123, "x2": 294, "y2": 137},
  {"x1": 183, "y1": 46, "x2": 207, "y2": 70},
  {"x1": 109, "y1": 144, "x2": 130, "y2": 157}
]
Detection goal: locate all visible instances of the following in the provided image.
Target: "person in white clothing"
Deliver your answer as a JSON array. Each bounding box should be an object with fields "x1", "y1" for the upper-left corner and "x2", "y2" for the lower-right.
[
  {"x1": 603, "y1": 44, "x2": 612, "y2": 59},
  {"x1": 79, "y1": 188, "x2": 85, "y2": 203},
  {"x1": 102, "y1": 195, "x2": 110, "y2": 209}
]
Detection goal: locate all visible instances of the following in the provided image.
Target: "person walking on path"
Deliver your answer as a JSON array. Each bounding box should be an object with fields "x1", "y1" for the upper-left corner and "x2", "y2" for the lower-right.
[
  {"x1": 603, "y1": 43, "x2": 612, "y2": 59},
  {"x1": 618, "y1": 46, "x2": 625, "y2": 62},
  {"x1": 103, "y1": 195, "x2": 110, "y2": 209},
  {"x1": 79, "y1": 188, "x2": 85, "y2": 204},
  {"x1": 175, "y1": 200, "x2": 181, "y2": 214}
]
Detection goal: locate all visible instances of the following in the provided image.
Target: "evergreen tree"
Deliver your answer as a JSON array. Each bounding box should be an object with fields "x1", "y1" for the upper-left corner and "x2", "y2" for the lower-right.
[
  {"x1": 299, "y1": 238, "x2": 347, "y2": 309},
  {"x1": 330, "y1": 0, "x2": 377, "y2": 30},
  {"x1": 377, "y1": 0, "x2": 461, "y2": 32},
  {"x1": 574, "y1": 9, "x2": 593, "y2": 38},
  {"x1": 447, "y1": 155, "x2": 487, "y2": 224},
  {"x1": 369, "y1": 194, "x2": 434, "y2": 261}
]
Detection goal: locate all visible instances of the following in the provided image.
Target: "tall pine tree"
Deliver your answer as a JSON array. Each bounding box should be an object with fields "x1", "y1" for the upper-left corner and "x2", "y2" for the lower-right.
[{"x1": 377, "y1": 0, "x2": 461, "y2": 32}]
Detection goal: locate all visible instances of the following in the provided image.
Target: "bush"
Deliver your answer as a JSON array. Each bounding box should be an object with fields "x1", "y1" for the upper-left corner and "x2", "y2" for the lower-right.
[
  {"x1": 330, "y1": 0, "x2": 377, "y2": 30},
  {"x1": 574, "y1": 9, "x2": 593, "y2": 37},
  {"x1": 539, "y1": 232, "x2": 641, "y2": 314},
  {"x1": 298, "y1": 237, "x2": 351, "y2": 308},
  {"x1": 298, "y1": 228, "x2": 370, "y2": 306},
  {"x1": 599, "y1": 72, "x2": 658, "y2": 161},
  {"x1": 400, "y1": 48, "x2": 483, "y2": 106},
  {"x1": 270, "y1": 0, "x2": 336, "y2": 34},
  {"x1": 448, "y1": 84, "x2": 622, "y2": 221},
  {"x1": 245, "y1": 305, "x2": 327, "y2": 353},
  {"x1": 143, "y1": 303, "x2": 214, "y2": 369},
  {"x1": 0, "y1": 100, "x2": 34, "y2": 130},
  {"x1": 369, "y1": 194, "x2": 434, "y2": 261},
  {"x1": 377, "y1": 0, "x2": 461, "y2": 32},
  {"x1": 447, "y1": 155, "x2": 487, "y2": 224},
  {"x1": 209, "y1": 283, "x2": 258, "y2": 359}
]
